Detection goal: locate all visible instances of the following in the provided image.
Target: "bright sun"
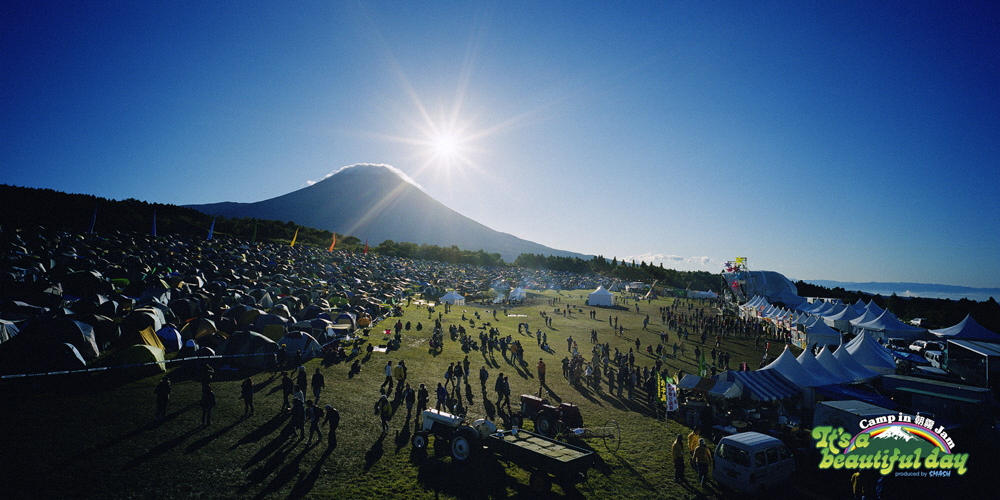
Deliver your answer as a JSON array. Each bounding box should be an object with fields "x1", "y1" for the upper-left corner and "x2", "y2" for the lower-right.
[{"x1": 433, "y1": 132, "x2": 460, "y2": 160}]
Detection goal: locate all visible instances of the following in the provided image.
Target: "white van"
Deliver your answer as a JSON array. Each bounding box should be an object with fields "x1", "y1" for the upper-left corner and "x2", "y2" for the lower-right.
[{"x1": 713, "y1": 432, "x2": 794, "y2": 493}]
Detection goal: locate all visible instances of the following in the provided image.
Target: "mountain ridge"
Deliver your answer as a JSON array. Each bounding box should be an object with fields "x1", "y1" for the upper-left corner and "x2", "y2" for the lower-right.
[{"x1": 185, "y1": 164, "x2": 591, "y2": 262}]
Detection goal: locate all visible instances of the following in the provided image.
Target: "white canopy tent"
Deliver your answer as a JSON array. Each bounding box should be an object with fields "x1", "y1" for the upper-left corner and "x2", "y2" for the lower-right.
[
  {"x1": 439, "y1": 291, "x2": 465, "y2": 305},
  {"x1": 588, "y1": 286, "x2": 614, "y2": 307}
]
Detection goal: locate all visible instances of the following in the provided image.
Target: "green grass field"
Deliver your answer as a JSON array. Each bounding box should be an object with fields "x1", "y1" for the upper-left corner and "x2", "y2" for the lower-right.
[{"x1": 0, "y1": 291, "x2": 842, "y2": 499}]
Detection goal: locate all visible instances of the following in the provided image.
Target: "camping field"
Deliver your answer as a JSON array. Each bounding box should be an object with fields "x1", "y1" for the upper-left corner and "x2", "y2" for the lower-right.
[{"x1": 1, "y1": 291, "x2": 846, "y2": 500}]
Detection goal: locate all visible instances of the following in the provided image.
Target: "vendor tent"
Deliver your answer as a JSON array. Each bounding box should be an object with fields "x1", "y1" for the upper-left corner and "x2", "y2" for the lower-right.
[
  {"x1": 852, "y1": 310, "x2": 927, "y2": 341},
  {"x1": 844, "y1": 333, "x2": 898, "y2": 374},
  {"x1": 929, "y1": 315, "x2": 1000, "y2": 342},
  {"x1": 794, "y1": 321, "x2": 842, "y2": 351},
  {"x1": 760, "y1": 346, "x2": 828, "y2": 387},
  {"x1": 796, "y1": 348, "x2": 848, "y2": 385},
  {"x1": 824, "y1": 305, "x2": 862, "y2": 333},
  {"x1": 439, "y1": 291, "x2": 465, "y2": 305},
  {"x1": 831, "y1": 345, "x2": 880, "y2": 382},
  {"x1": 816, "y1": 347, "x2": 874, "y2": 383},
  {"x1": 677, "y1": 374, "x2": 742, "y2": 398},
  {"x1": 587, "y1": 286, "x2": 613, "y2": 307},
  {"x1": 717, "y1": 369, "x2": 801, "y2": 401}
]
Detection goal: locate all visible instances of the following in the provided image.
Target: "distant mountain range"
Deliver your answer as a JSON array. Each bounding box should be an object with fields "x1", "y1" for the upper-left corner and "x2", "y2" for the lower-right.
[
  {"x1": 803, "y1": 280, "x2": 1000, "y2": 302},
  {"x1": 186, "y1": 164, "x2": 590, "y2": 263}
]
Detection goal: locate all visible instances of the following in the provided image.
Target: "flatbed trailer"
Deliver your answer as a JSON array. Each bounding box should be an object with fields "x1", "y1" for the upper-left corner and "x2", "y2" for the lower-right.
[{"x1": 486, "y1": 429, "x2": 594, "y2": 492}]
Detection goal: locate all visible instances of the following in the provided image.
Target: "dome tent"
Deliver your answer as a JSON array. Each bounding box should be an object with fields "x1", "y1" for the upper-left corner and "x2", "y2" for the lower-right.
[{"x1": 587, "y1": 286, "x2": 613, "y2": 307}]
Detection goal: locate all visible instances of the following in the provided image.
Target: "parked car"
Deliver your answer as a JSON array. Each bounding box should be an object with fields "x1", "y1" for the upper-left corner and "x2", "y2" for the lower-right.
[{"x1": 909, "y1": 340, "x2": 944, "y2": 354}]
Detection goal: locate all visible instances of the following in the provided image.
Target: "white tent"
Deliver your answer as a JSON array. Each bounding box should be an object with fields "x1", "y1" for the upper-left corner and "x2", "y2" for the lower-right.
[
  {"x1": 815, "y1": 347, "x2": 870, "y2": 383},
  {"x1": 831, "y1": 345, "x2": 881, "y2": 382},
  {"x1": 844, "y1": 332, "x2": 897, "y2": 375},
  {"x1": 760, "y1": 346, "x2": 826, "y2": 387},
  {"x1": 853, "y1": 310, "x2": 927, "y2": 341},
  {"x1": 825, "y1": 305, "x2": 862, "y2": 333},
  {"x1": 588, "y1": 286, "x2": 613, "y2": 307},
  {"x1": 794, "y1": 320, "x2": 842, "y2": 351},
  {"x1": 796, "y1": 348, "x2": 846, "y2": 385},
  {"x1": 930, "y1": 314, "x2": 1000, "y2": 342},
  {"x1": 439, "y1": 291, "x2": 465, "y2": 305}
]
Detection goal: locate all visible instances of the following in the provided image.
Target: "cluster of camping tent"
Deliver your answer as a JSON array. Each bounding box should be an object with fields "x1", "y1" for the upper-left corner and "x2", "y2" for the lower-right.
[{"x1": 0, "y1": 231, "x2": 417, "y2": 379}]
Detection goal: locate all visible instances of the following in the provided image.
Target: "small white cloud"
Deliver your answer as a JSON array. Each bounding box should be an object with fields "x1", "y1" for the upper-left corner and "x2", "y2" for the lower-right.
[
  {"x1": 305, "y1": 163, "x2": 424, "y2": 190},
  {"x1": 623, "y1": 252, "x2": 718, "y2": 272}
]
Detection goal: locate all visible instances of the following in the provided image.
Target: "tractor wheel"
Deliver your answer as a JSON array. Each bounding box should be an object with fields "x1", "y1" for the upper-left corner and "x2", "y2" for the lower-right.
[
  {"x1": 451, "y1": 434, "x2": 473, "y2": 461},
  {"x1": 535, "y1": 415, "x2": 554, "y2": 436},
  {"x1": 529, "y1": 471, "x2": 552, "y2": 492},
  {"x1": 411, "y1": 431, "x2": 428, "y2": 449},
  {"x1": 511, "y1": 414, "x2": 523, "y2": 429}
]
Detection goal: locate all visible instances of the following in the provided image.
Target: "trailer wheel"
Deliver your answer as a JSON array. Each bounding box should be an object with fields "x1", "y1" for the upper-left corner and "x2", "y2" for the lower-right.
[
  {"x1": 529, "y1": 471, "x2": 552, "y2": 492},
  {"x1": 411, "y1": 431, "x2": 428, "y2": 449},
  {"x1": 511, "y1": 414, "x2": 523, "y2": 429}
]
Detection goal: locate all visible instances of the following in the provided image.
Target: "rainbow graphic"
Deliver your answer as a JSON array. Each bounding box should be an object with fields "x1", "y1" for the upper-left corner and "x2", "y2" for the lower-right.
[{"x1": 844, "y1": 422, "x2": 952, "y2": 454}]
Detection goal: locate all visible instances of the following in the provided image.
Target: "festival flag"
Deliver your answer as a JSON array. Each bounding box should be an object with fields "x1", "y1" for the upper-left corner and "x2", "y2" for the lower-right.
[
  {"x1": 698, "y1": 349, "x2": 707, "y2": 377},
  {"x1": 657, "y1": 371, "x2": 666, "y2": 403},
  {"x1": 88, "y1": 206, "x2": 97, "y2": 234},
  {"x1": 328, "y1": 233, "x2": 336, "y2": 252},
  {"x1": 364, "y1": 239, "x2": 368, "y2": 254},
  {"x1": 151, "y1": 209, "x2": 157, "y2": 237},
  {"x1": 290, "y1": 227, "x2": 299, "y2": 247},
  {"x1": 250, "y1": 222, "x2": 258, "y2": 243},
  {"x1": 207, "y1": 217, "x2": 216, "y2": 240}
]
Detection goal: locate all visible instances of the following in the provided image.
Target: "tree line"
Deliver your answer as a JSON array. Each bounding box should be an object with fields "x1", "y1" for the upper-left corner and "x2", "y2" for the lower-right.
[{"x1": 795, "y1": 280, "x2": 1000, "y2": 333}]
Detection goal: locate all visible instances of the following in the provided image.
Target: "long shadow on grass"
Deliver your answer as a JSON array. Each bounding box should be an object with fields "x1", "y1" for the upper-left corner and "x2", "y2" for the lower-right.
[
  {"x1": 241, "y1": 432, "x2": 301, "y2": 495},
  {"x1": 58, "y1": 402, "x2": 198, "y2": 470},
  {"x1": 414, "y1": 455, "x2": 511, "y2": 500},
  {"x1": 252, "y1": 441, "x2": 312, "y2": 500},
  {"x1": 364, "y1": 433, "x2": 386, "y2": 470},
  {"x1": 230, "y1": 412, "x2": 288, "y2": 450},
  {"x1": 184, "y1": 417, "x2": 242, "y2": 454},
  {"x1": 122, "y1": 426, "x2": 201, "y2": 471},
  {"x1": 287, "y1": 445, "x2": 333, "y2": 499}
]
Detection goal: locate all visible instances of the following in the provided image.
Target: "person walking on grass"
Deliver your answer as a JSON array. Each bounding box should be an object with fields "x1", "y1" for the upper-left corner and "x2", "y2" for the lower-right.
[
  {"x1": 324, "y1": 405, "x2": 340, "y2": 447},
  {"x1": 290, "y1": 397, "x2": 305, "y2": 439},
  {"x1": 693, "y1": 438, "x2": 712, "y2": 486},
  {"x1": 306, "y1": 400, "x2": 323, "y2": 445},
  {"x1": 672, "y1": 434, "x2": 687, "y2": 483},
  {"x1": 403, "y1": 383, "x2": 415, "y2": 418},
  {"x1": 435, "y1": 382, "x2": 448, "y2": 411},
  {"x1": 312, "y1": 367, "x2": 325, "y2": 403},
  {"x1": 241, "y1": 377, "x2": 255, "y2": 416},
  {"x1": 154, "y1": 375, "x2": 171, "y2": 421},
  {"x1": 537, "y1": 358, "x2": 546, "y2": 387},
  {"x1": 381, "y1": 361, "x2": 394, "y2": 392},
  {"x1": 281, "y1": 372, "x2": 293, "y2": 411},
  {"x1": 201, "y1": 384, "x2": 216, "y2": 427}
]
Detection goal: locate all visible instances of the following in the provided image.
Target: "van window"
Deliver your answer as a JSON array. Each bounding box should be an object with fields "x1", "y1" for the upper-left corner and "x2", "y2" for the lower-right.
[
  {"x1": 766, "y1": 447, "x2": 779, "y2": 465},
  {"x1": 778, "y1": 445, "x2": 790, "y2": 461},
  {"x1": 754, "y1": 450, "x2": 766, "y2": 468},
  {"x1": 717, "y1": 443, "x2": 750, "y2": 467}
]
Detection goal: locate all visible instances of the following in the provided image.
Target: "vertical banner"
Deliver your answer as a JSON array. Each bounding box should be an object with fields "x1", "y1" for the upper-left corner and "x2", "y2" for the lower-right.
[{"x1": 665, "y1": 383, "x2": 679, "y2": 412}]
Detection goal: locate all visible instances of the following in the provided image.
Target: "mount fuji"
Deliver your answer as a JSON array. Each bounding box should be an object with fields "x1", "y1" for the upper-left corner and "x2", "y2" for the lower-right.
[
  {"x1": 186, "y1": 164, "x2": 590, "y2": 262},
  {"x1": 873, "y1": 426, "x2": 917, "y2": 442}
]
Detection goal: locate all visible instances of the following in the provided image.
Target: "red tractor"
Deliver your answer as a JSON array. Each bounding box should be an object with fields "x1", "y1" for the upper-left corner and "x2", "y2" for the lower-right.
[{"x1": 510, "y1": 394, "x2": 583, "y2": 437}]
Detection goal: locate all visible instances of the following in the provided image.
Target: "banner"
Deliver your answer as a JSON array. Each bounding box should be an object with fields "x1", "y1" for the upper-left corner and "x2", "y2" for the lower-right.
[
  {"x1": 665, "y1": 383, "x2": 679, "y2": 412},
  {"x1": 657, "y1": 371, "x2": 666, "y2": 403}
]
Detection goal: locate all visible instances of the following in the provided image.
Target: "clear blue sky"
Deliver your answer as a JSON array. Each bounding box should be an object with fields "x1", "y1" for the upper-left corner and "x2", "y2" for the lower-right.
[{"x1": 3, "y1": 1, "x2": 998, "y2": 288}]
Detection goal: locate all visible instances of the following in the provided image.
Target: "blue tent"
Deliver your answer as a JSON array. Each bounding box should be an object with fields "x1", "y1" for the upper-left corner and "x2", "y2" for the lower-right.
[{"x1": 717, "y1": 369, "x2": 801, "y2": 401}]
